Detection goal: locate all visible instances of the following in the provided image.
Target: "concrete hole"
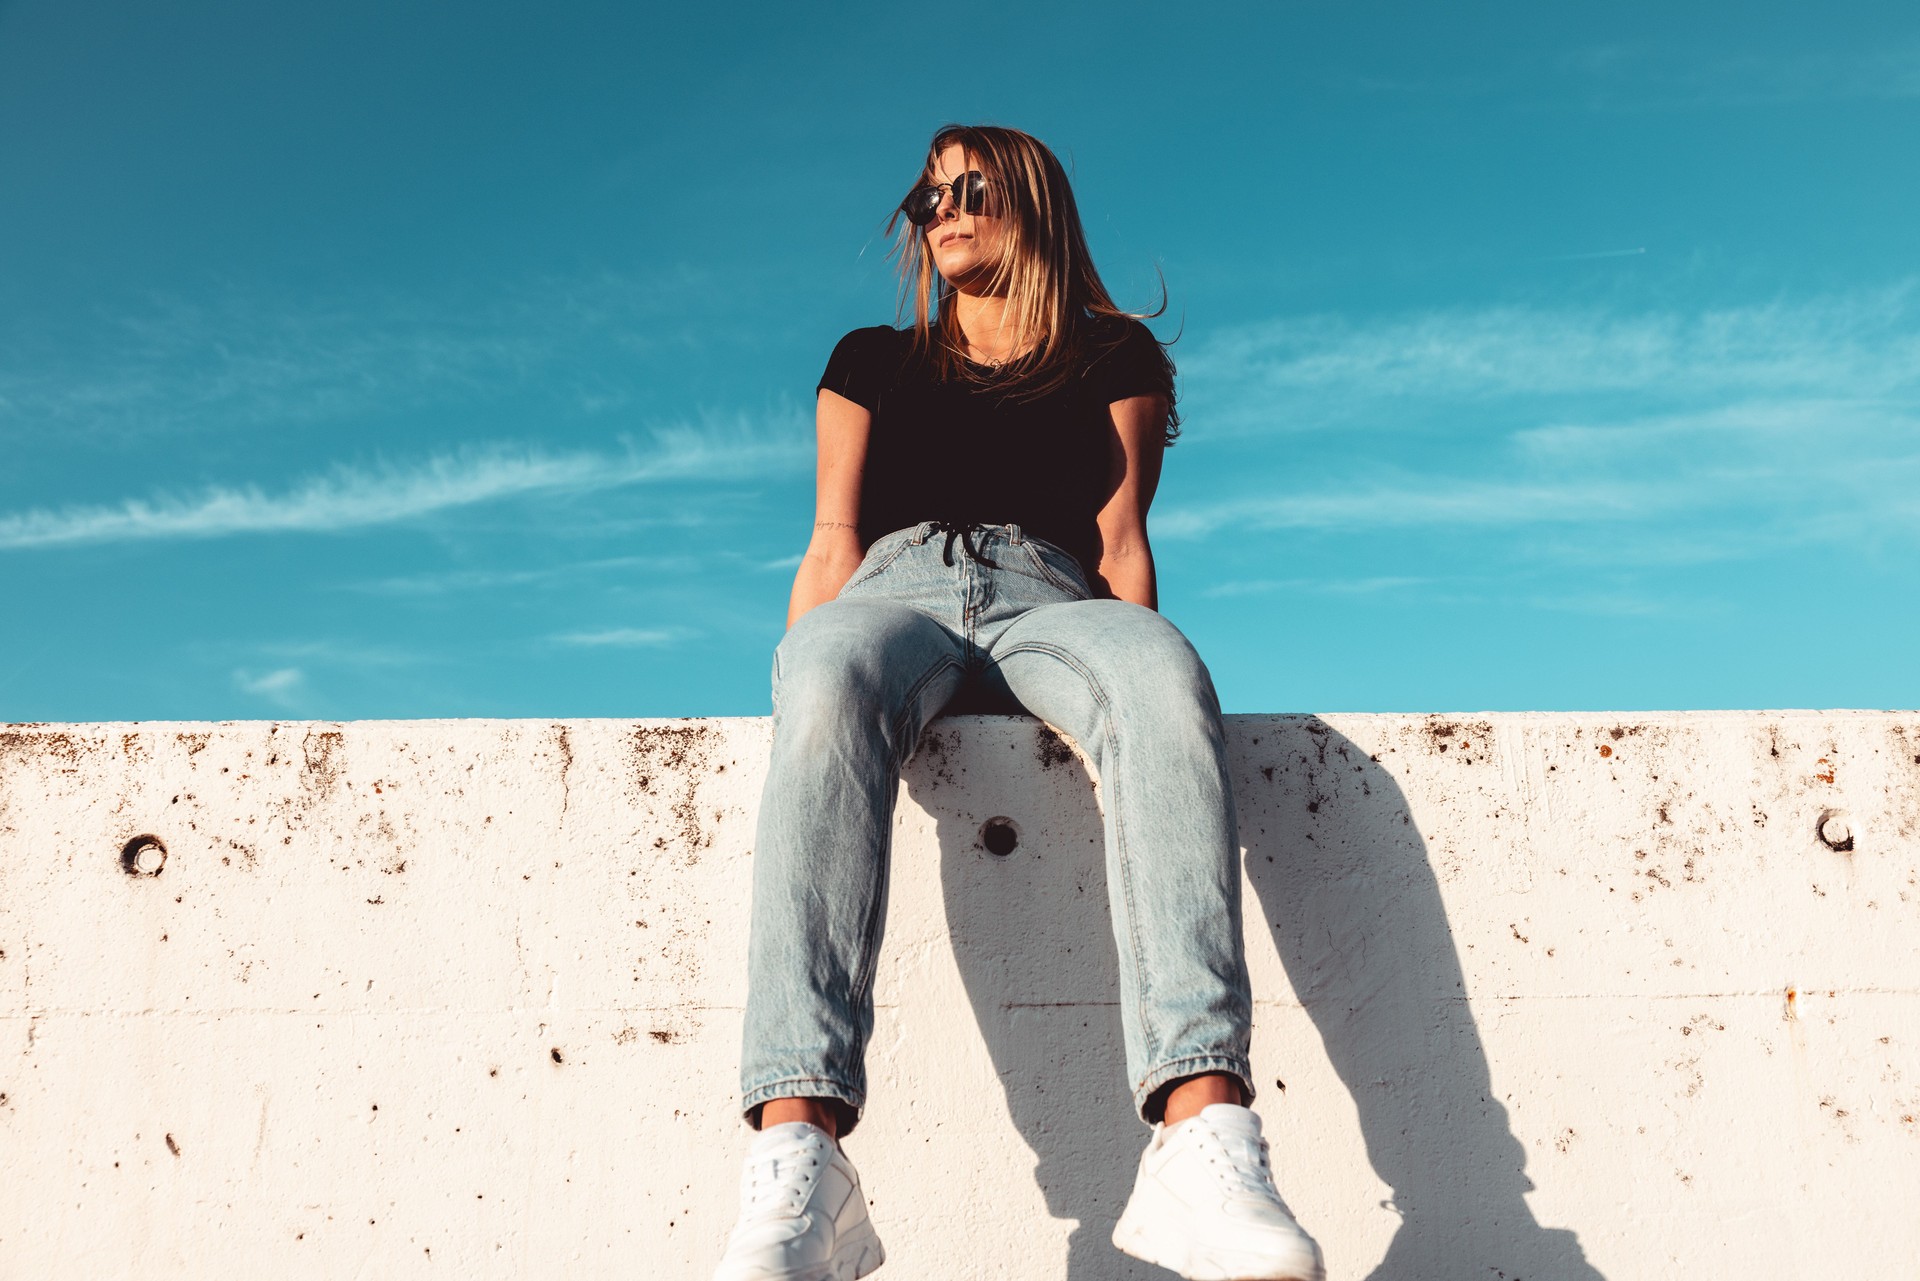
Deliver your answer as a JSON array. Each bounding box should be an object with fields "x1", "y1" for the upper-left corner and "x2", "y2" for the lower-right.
[
  {"x1": 979, "y1": 817, "x2": 1020, "y2": 857},
  {"x1": 120, "y1": 834, "x2": 168, "y2": 877},
  {"x1": 1816, "y1": 809, "x2": 1854, "y2": 853}
]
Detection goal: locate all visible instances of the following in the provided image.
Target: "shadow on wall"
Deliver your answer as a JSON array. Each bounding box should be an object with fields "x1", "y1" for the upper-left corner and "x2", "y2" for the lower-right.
[{"x1": 903, "y1": 715, "x2": 1605, "y2": 1281}]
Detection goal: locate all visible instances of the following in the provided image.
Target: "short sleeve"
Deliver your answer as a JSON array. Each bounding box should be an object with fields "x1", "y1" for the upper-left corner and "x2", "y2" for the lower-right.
[
  {"x1": 816, "y1": 326, "x2": 897, "y2": 412},
  {"x1": 1082, "y1": 319, "x2": 1174, "y2": 406}
]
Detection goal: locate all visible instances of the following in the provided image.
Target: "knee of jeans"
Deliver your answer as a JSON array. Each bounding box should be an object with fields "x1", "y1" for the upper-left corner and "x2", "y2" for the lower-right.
[{"x1": 1097, "y1": 612, "x2": 1219, "y2": 709}]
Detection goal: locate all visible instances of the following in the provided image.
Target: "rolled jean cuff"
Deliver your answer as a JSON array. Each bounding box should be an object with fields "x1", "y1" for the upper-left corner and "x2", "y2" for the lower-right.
[
  {"x1": 1133, "y1": 1053, "x2": 1257, "y2": 1125},
  {"x1": 741, "y1": 1076, "x2": 866, "y2": 1135}
]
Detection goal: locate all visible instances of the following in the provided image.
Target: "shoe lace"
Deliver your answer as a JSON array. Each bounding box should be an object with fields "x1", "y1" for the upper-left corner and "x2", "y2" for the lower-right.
[
  {"x1": 738, "y1": 1132, "x2": 829, "y2": 1221},
  {"x1": 1196, "y1": 1125, "x2": 1282, "y2": 1204}
]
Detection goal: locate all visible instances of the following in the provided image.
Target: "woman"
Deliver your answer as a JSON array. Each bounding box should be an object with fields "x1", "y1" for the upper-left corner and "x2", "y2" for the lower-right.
[{"x1": 714, "y1": 125, "x2": 1324, "y2": 1281}]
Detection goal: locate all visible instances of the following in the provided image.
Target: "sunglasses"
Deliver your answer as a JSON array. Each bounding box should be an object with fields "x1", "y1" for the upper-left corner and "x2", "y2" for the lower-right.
[{"x1": 900, "y1": 171, "x2": 992, "y2": 226}]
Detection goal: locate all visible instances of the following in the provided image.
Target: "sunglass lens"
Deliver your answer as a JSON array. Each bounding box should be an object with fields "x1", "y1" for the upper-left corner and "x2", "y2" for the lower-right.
[
  {"x1": 901, "y1": 172, "x2": 990, "y2": 225},
  {"x1": 902, "y1": 185, "x2": 940, "y2": 225},
  {"x1": 955, "y1": 171, "x2": 987, "y2": 215}
]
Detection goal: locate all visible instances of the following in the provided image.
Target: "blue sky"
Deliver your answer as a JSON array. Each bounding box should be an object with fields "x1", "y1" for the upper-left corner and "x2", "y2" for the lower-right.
[{"x1": 3, "y1": 0, "x2": 1916, "y2": 719}]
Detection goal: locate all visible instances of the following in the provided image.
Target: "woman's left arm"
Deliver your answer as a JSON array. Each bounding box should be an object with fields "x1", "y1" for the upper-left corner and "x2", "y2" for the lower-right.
[{"x1": 1091, "y1": 393, "x2": 1169, "y2": 610}]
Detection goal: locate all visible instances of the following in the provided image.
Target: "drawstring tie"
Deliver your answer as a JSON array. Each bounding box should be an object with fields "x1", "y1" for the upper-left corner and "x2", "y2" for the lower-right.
[{"x1": 929, "y1": 520, "x2": 998, "y2": 568}]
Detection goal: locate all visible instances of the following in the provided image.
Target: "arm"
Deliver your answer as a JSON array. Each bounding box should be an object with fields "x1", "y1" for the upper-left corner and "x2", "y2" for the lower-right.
[
  {"x1": 785, "y1": 387, "x2": 872, "y2": 628},
  {"x1": 1091, "y1": 393, "x2": 1169, "y2": 610}
]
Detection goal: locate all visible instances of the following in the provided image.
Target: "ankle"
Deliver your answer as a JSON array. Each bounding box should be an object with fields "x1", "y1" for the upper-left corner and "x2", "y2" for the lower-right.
[
  {"x1": 759, "y1": 1097, "x2": 841, "y2": 1139},
  {"x1": 1160, "y1": 1072, "x2": 1246, "y2": 1128}
]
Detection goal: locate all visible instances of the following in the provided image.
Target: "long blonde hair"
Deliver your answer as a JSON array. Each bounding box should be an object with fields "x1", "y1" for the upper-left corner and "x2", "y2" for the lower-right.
[{"x1": 888, "y1": 123, "x2": 1180, "y2": 444}]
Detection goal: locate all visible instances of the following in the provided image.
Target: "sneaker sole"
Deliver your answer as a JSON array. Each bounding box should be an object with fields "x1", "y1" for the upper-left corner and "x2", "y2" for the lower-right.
[
  {"x1": 845, "y1": 1224, "x2": 885, "y2": 1281},
  {"x1": 1112, "y1": 1209, "x2": 1323, "y2": 1281},
  {"x1": 716, "y1": 1223, "x2": 885, "y2": 1281}
]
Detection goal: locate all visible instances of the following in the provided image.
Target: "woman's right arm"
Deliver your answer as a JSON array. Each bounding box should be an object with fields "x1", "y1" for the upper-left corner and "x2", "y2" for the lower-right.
[{"x1": 784, "y1": 387, "x2": 872, "y2": 629}]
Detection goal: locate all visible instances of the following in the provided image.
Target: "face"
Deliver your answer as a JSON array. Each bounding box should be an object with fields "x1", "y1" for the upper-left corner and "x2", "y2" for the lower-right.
[{"x1": 924, "y1": 142, "x2": 1003, "y2": 291}]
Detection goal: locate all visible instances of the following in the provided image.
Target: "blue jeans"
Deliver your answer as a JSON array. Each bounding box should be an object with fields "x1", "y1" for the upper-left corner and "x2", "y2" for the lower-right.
[{"x1": 740, "y1": 522, "x2": 1254, "y2": 1134}]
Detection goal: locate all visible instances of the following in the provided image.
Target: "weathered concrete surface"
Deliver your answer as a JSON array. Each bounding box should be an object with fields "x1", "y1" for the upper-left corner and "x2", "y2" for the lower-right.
[{"x1": 0, "y1": 712, "x2": 1915, "y2": 1280}]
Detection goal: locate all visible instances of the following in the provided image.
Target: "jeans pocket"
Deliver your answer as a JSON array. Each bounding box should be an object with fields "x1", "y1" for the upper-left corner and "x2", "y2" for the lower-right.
[{"x1": 1021, "y1": 538, "x2": 1091, "y2": 598}]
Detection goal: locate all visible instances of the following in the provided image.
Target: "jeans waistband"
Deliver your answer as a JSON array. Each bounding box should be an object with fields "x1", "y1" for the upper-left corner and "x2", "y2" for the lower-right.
[
  {"x1": 911, "y1": 520, "x2": 1021, "y2": 568},
  {"x1": 904, "y1": 521, "x2": 1025, "y2": 546}
]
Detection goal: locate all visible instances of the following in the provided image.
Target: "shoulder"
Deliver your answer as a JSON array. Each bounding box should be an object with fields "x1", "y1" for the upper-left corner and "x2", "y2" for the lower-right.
[
  {"x1": 1079, "y1": 315, "x2": 1173, "y2": 397},
  {"x1": 826, "y1": 325, "x2": 912, "y2": 364},
  {"x1": 819, "y1": 326, "x2": 916, "y2": 410},
  {"x1": 1086, "y1": 313, "x2": 1156, "y2": 342}
]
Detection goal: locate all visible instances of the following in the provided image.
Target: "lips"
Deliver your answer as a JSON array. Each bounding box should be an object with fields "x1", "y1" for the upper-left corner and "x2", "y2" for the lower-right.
[{"x1": 938, "y1": 232, "x2": 970, "y2": 247}]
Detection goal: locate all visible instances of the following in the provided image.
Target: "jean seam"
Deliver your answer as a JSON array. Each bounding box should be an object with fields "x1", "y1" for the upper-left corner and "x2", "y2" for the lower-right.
[
  {"x1": 742, "y1": 1074, "x2": 863, "y2": 1104},
  {"x1": 840, "y1": 535, "x2": 913, "y2": 593},
  {"x1": 741, "y1": 1076, "x2": 865, "y2": 1128},
  {"x1": 1019, "y1": 540, "x2": 1087, "y2": 597},
  {"x1": 1134, "y1": 1053, "x2": 1256, "y2": 1120},
  {"x1": 985, "y1": 639, "x2": 1154, "y2": 1055}
]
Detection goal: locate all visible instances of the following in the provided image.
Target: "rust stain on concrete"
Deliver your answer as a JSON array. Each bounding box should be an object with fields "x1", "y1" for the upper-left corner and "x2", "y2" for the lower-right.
[
  {"x1": 630, "y1": 723, "x2": 718, "y2": 859},
  {"x1": 300, "y1": 728, "x2": 347, "y2": 801}
]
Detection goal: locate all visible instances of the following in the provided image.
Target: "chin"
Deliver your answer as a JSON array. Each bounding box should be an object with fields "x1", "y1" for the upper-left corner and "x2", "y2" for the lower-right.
[{"x1": 936, "y1": 254, "x2": 987, "y2": 286}]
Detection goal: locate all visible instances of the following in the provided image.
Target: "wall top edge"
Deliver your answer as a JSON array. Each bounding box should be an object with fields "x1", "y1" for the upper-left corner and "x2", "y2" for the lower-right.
[{"x1": 3, "y1": 709, "x2": 1915, "y2": 734}]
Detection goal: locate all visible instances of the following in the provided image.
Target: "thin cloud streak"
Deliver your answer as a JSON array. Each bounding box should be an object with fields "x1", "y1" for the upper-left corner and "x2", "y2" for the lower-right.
[
  {"x1": 1166, "y1": 290, "x2": 1920, "y2": 564},
  {"x1": 1339, "y1": 43, "x2": 1920, "y2": 108},
  {"x1": 551, "y1": 627, "x2": 699, "y2": 648},
  {"x1": 0, "y1": 276, "x2": 749, "y2": 442},
  {"x1": 251, "y1": 640, "x2": 429, "y2": 668},
  {"x1": 233, "y1": 666, "x2": 306, "y2": 708},
  {"x1": 1182, "y1": 285, "x2": 1920, "y2": 414},
  {"x1": 1525, "y1": 592, "x2": 1686, "y2": 618},
  {"x1": 1512, "y1": 398, "x2": 1919, "y2": 457},
  {"x1": 347, "y1": 553, "x2": 699, "y2": 596},
  {"x1": 0, "y1": 426, "x2": 807, "y2": 551},
  {"x1": 1158, "y1": 479, "x2": 1657, "y2": 540},
  {"x1": 1202, "y1": 576, "x2": 1428, "y2": 598},
  {"x1": 1564, "y1": 42, "x2": 1920, "y2": 109}
]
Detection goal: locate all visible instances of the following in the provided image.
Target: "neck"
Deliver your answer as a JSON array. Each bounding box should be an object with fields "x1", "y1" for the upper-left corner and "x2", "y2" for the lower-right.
[{"x1": 950, "y1": 290, "x2": 1019, "y2": 364}]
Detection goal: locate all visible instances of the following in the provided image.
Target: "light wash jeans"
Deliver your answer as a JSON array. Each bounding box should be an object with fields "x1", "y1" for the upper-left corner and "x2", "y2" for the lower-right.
[{"x1": 740, "y1": 522, "x2": 1254, "y2": 1134}]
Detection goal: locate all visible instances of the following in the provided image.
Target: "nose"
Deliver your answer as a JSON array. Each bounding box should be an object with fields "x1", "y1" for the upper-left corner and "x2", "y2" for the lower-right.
[{"x1": 935, "y1": 187, "x2": 959, "y2": 221}]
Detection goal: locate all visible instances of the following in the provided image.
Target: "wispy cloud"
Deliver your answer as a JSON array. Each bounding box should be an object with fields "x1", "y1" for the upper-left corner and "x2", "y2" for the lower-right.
[
  {"x1": 1163, "y1": 287, "x2": 1920, "y2": 565},
  {"x1": 0, "y1": 423, "x2": 807, "y2": 551},
  {"x1": 1562, "y1": 42, "x2": 1920, "y2": 109},
  {"x1": 1525, "y1": 592, "x2": 1694, "y2": 618},
  {"x1": 1202, "y1": 575, "x2": 1428, "y2": 598},
  {"x1": 1181, "y1": 284, "x2": 1920, "y2": 419},
  {"x1": 346, "y1": 553, "x2": 699, "y2": 596},
  {"x1": 249, "y1": 640, "x2": 427, "y2": 668},
  {"x1": 1337, "y1": 42, "x2": 1920, "y2": 109},
  {"x1": 1159, "y1": 478, "x2": 1659, "y2": 539},
  {"x1": 233, "y1": 666, "x2": 306, "y2": 708},
  {"x1": 0, "y1": 275, "x2": 750, "y2": 443},
  {"x1": 550, "y1": 626, "x2": 699, "y2": 648}
]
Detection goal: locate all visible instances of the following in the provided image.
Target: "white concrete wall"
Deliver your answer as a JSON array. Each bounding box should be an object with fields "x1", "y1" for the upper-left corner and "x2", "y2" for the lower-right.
[{"x1": 1, "y1": 712, "x2": 1916, "y2": 1280}]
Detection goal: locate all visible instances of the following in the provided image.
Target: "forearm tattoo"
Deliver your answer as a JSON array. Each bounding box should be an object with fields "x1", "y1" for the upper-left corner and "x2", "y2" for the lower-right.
[{"x1": 814, "y1": 521, "x2": 857, "y2": 532}]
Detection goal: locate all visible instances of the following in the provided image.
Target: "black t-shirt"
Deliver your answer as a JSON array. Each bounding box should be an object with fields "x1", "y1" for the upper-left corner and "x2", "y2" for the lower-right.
[{"x1": 815, "y1": 316, "x2": 1173, "y2": 580}]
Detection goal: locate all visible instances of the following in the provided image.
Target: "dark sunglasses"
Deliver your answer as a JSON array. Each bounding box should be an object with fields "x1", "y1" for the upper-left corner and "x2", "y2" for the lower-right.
[{"x1": 900, "y1": 171, "x2": 992, "y2": 226}]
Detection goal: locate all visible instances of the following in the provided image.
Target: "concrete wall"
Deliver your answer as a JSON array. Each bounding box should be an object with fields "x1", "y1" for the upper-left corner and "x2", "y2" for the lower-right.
[{"x1": 1, "y1": 712, "x2": 1916, "y2": 1280}]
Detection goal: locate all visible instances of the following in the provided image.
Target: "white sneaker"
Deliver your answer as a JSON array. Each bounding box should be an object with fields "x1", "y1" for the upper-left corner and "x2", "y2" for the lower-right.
[
  {"x1": 1112, "y1": 1103, "x2": 1325, "y2": 1281},
  {"x1": 713, "y1": 1122, "x2": 885, "y2": 1281}
]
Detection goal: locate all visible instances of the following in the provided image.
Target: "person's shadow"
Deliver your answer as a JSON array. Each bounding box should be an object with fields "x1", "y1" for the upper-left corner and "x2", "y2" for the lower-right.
[{"x1": 902, "y1": 713, "x2": 1606, "y2": 1281}]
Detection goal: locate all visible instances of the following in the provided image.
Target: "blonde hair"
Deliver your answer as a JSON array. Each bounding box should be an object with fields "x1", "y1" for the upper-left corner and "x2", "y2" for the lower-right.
[{"x1": 887, "y1": 123, "x2": 1180, "y2": 444}]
